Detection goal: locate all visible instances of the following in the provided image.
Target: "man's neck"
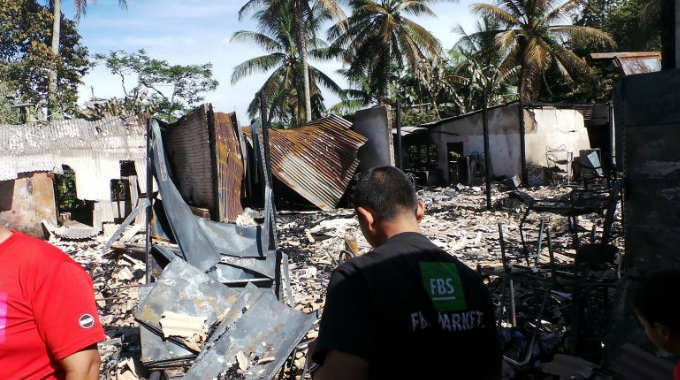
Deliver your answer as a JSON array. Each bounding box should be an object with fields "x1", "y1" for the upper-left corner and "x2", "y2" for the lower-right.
[
  {"x1": 0, "y1": 228, "x2": 12, "y2": 245},
  {"x1": 376, "y1": 220, "x2": 422, "y2": 245}
]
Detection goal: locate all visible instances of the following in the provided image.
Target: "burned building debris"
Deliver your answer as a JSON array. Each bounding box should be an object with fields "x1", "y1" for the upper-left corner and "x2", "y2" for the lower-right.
[
  {"x1": 1, "y1": 72, "x2": 678, "y2": 380},
  {"x1": 396, "y1": 101, "x2": 612, "y2": 188},
  {"x1": 161, "y1": 104, "x2": 246, "y2": 222},
  {"x1": 243, "y1": 115, "x2": 367, "y2": 210},
  {"x1": 0, "y1": 116, "x2": 148, "y2": 237}
]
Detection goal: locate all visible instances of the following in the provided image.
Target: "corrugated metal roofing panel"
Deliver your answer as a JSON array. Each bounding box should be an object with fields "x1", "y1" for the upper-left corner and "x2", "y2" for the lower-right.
[
  {"x1": 616, "y1": 56, "x2": 661, "y2": 75},
  {"x1": 244, "y1": 115, "x2": 367, "y2": 210},
  {"x1": 55, "y1": 220, "x2": 99, "y2": 240},
  {"x1": 214, "y1": 112, "x2": 244, "y2": 222},
  {"x1": 589, "y1": 51, "x2": 661, "y2": 76}
]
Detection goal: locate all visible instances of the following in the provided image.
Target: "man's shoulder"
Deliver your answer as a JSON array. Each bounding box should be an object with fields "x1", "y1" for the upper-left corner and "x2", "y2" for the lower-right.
[{"x1": 7, "y1": 233, "x2": 75, "y2": 267}]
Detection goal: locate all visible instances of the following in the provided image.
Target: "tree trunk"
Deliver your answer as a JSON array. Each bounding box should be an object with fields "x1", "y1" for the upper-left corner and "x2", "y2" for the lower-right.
[
  {"x1": 384, "y1": 42, "x2": 392, "y2": 101},
  {"x1": 293, "y1": 1, "x2": 312, "y2": 123},
  {"x1": 48, "y1": 0, "x2": 61, "y2": 119}
]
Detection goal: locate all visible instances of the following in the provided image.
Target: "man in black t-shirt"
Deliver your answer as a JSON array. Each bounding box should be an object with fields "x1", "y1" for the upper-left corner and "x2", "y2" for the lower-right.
[{"x1": 308, "y1": 166, "x2": 502, "y2": 380}]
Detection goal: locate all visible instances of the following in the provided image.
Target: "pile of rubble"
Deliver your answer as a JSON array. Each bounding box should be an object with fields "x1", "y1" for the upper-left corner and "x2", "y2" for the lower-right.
[{"x1": 47, "y1": 184, "x2": 622, "y2": 380}]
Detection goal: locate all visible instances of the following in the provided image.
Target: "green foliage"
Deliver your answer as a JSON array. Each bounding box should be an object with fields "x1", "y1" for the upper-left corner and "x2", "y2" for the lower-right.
[
  {"x1": 576, "y1": 0, "x2": 660, "y2": 51},
  {"x1": 472, "y1": 0, "x2": 615, "y2": 102},
  {"x1": 450, "y1": 16, "x2": 519, "y2": 111},
  {"x1": 0, "y1": 0, "x2": 89, "y2": 117},
  {"x1": 0, "y1": 80, "x2": 21, "y2": 124},
  {"x1": 54, "y1": 171, "x2": 87, "y2": 211},
  {"x1": 329, "y1": 0, "x2": 445, "y2": 102},
  {"x1": 232, "y1": 1, "x2": 343, "y2": 127},
  {"x1": 542, "y1": 0, "x2": 660, "y2": 102},
  {"x1": 239, "y1": 0, "x2": 347, "y2": 123},
  {"x1": 93, "y1": 49, "x2": 219, "y2": 122}
]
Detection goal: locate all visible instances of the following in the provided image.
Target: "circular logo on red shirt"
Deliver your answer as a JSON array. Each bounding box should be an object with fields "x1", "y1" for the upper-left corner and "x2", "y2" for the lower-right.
[{"x1": 78, "y1": 314, "x2": 95, "y2": 329}]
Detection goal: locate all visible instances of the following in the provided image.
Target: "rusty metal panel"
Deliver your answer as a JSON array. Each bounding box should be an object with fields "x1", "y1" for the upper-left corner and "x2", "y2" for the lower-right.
[
  {"x1": 615, "y1": 56, "x2": 661, "y2": 75},
  {"x1": 590, "y1": 52, "x2": 661, "y2": 76},
  {"x1": 150, "y1": 120, "x2": 222, "y2": 272},
  {"x1": 0, "y1": 172, "x2": 57, "y2": 238},
  {"x1": 244, "y1": 115, "x2": 367, "y2": 210},
  {"x1": 163, "y1": 105, "x2": 216, "y2": 213},
  {"x1": 213, "y1": 112, "x2": 244, "y2": 222}
]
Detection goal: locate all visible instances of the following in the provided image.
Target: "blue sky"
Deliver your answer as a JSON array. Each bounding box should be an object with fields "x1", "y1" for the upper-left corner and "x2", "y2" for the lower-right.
[{"x1": 60, "y1": 0, "x2": 479, "y2": 124}]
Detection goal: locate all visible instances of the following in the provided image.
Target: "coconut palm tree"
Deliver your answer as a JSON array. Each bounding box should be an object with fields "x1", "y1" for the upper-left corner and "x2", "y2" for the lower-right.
[
  {"x1": 471, "y1": 0, "x2": 615, "y2": 102},
  {"x1": 452, "y1": 15, "x2": 520, "y2": 110},
  {"x1": 231, "y1": 5, "x2": 342, "y2": 126},
  {"x1": 47, "y1": 0, "x2": 127, "y2": 117},
  {"x1": 328, "y1": 0, "x2": 444, "y2": 103},
  {"x1": 239, "y1": 0, "x2": 346, "y2": 123}
]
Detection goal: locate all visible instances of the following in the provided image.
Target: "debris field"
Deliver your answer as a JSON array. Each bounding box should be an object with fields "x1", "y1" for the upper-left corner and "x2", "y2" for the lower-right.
[{"x1": 50, "y1": 184, "x2": 622, "y2": 380}]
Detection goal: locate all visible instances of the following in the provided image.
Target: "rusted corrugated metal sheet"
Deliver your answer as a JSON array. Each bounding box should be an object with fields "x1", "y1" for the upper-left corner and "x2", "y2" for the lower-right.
[
  {"x1": 214, "y1": 112, "x2": 244, "y2": 222},
  {"x1": 590, "y1": 52, "x2": 661, "y2": 76},
  {"x1": 164, "y1": 105, "x2": 246, "y2": 223},
  {"x1": 244, "y1": 115, "x2": 367, "y2": 210}
]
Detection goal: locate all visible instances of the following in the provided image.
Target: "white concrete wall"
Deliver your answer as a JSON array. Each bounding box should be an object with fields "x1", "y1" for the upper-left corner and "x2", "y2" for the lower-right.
[
  {"x1": 525, "y1": 108, "x2": 592, "y2": 168},
  {"x1": 426, "y1": 104, "x2": 592, "y2": 185},
  {"x1": 430, "y1": 103, "x2": 522, "y2": 182}
]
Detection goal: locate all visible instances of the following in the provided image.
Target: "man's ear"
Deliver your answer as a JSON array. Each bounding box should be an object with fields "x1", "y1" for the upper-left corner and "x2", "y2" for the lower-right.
[
  {"x1": 357, "y1": 206, "x2": 375, "y2": 231},
  {"x1": 657, "y1": 322, "x2": 674, "y2": 341},
  {"x1": 415, "y1": 200, "x2": 425, "y2": 223}
]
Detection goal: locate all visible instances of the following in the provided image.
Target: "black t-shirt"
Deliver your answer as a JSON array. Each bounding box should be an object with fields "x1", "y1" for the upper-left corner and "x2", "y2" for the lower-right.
[{"x1": 313, "y1": 232, "x2": 502, "y2": 379}]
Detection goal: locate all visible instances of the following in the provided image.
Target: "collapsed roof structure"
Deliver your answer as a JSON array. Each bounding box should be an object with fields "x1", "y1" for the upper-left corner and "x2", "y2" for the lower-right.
[{"x1": 243, "y1": 115, "x2": 367, "y2": 210}]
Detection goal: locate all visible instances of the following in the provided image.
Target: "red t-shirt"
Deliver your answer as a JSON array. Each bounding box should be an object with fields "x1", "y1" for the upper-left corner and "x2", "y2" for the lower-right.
[
  {"x1": 0, "y1": 232, "x2": 106, "y2": 380},
  {"x1": 674, "y1": 360, "x2": 680, "y2": 380}
]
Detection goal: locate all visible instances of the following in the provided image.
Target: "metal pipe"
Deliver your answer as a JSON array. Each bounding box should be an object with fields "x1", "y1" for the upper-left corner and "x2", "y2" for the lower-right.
[
  {"x1": 482, "y1": 86, "x2": 492, "y2": 209},
  {"x1": 503, "y1": 284, "x2": 553, "y2": 366},
  {"x1": 546, "y1": 228, "x2": 557, "y2": 283},
  {"x1": 608, "y1": 101, "x2": 615, "y2": 167},
  {"x1": 509, "y1": 279, "x2": 517, "y2": 327},
  {"x1": 498, "y1": 223, "x2": 516, "y2": 327},
  {"x1": 518, "y1": 99, "x2": 528, "y2": 185},
  {"x1": 396, "y1": 99, "x2": 403, "y2": 169},
  {"x1": 534, "y1": 218, "x2": 545, "y2": 267},
  {"x1": 259, "y1": 92, "x2": 273, "y2": 188},
  {"x1": 145, "y1": 118, "x2": 153, "y2": 284}
]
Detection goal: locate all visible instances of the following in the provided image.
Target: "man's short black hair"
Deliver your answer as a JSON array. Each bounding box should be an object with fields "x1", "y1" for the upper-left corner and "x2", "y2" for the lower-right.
[
  {"x1": 353, "y1": 166, "x2": 417, "y2": 220},
  {"x1": 634, "y1": 269, "x2": 680, "y2": 331}
]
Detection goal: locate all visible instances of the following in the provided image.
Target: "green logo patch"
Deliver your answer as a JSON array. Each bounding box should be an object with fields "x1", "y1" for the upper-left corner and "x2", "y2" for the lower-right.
[{"x1": 419, "y1": 262, "x2": 467, "y2": 312}]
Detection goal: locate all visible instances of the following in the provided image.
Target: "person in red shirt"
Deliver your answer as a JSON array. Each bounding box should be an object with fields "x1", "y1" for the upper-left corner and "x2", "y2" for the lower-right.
[
  {"x1": 0, "y1": 226, "x2": 105, "y2": 380},
  {"x1": 634, "y1": 270, "x2": 680, "y2": 380}
]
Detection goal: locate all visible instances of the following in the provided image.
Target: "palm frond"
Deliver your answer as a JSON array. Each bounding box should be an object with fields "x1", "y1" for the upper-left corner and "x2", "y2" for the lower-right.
[
  {"x1": 545, "y1": 0, "x2": 581, "y2": 22},
  {"x1": 402, "y1": 18, "x2": 442, "y2": 58},
  {"x1": 310, "y1": 66, "x2": 343, "y2": 94},
  {"x1": 397, "y1": 1, "x2": 437, "y2": 17},
  {"x1": 230, "y1": 31, "x2": 283, "y2": 52},
  {"x1": 231, "y1": 53, "x2": 286, "y2": 84},
  {"x1": 494, "y1": 30, "x2": 518, "y2": 50},
  {"x1": 471, "y1": 3, "x2": 520, "y2": 26},
  {"x1": 549, "y1": 25, "x2": 616, "y2": 48}
]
